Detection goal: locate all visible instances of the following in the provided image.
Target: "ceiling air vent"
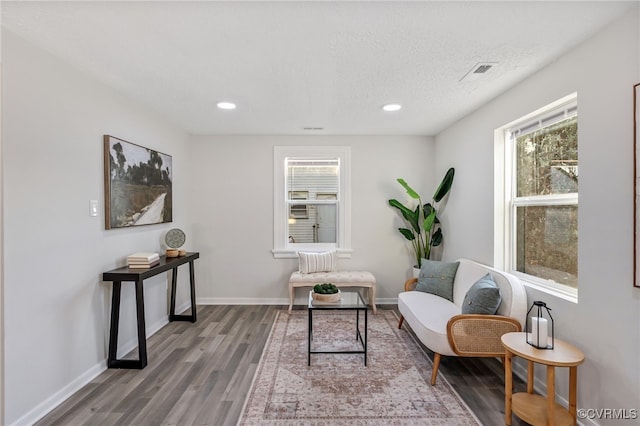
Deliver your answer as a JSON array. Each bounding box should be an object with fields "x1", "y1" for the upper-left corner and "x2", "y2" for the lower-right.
[
  {"x1": 460, "y1": 62, "x2": 498, "y2": 81},
  {"x1": 474, "y1": 64, "x2": 493, "y2": 74}
]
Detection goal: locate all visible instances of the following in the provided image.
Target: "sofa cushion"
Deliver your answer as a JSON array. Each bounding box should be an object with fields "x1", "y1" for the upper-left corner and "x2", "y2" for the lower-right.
[
  {"x1": 298, "y1": 250, "x2": 337, "y2": 273},
  {"x1": 461, "y1": 273, "x2": 502, "y2": 315},
  {"x1": 415, "y1": 259, "x2": 460, "y2": 302}
]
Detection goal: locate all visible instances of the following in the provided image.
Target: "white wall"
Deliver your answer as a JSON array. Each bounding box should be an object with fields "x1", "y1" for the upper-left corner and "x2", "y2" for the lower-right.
[
  {"x1": 436, "y1": 9, "x2": 640, "y2": 424},
  {"x1": 2, "y1": 31, "x2": 191, "y2": 425},
  {"x1": 188, "y1": 135, "x2": 435, "y2": 305}
]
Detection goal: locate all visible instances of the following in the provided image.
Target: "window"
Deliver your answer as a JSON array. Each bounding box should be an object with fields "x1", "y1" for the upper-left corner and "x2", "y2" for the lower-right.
[
  {"x1": 273, "y1": 146, "x2": 351, "y2": 257},
  {"x1": 495, "y1": 94, "x2": 578, "y2": 299}
]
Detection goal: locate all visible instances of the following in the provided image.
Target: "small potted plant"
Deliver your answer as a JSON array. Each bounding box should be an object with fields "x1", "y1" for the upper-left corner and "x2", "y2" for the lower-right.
[
  {"x1": 388, "y1": 168, "x2": 455, "y2": 270},
  {"x1": 312, "y1": 283, "x2": 341, "y2": 302}
]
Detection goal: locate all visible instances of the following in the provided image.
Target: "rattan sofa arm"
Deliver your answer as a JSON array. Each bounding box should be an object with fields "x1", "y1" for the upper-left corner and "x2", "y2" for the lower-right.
[
  {"x1": 447, "y1": 314, "x2": 522, "y2": 357},
  {"x1": 404, "y1": 278, "x2": 418, "y2": 292}
]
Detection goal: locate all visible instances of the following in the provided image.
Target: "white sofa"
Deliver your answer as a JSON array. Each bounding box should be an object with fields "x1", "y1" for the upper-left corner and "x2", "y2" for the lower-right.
[{"x1": 397, "y1": 258, "x2": 527, "y2": 385}]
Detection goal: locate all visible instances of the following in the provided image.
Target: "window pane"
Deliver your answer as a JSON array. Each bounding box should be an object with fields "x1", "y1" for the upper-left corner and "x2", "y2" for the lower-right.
[
  {"x1": 287, "y1": 160, "x2": 339, "y2": 197},
  {"x1": 286, "y1": 159, "x2": 339, "y2": 244},
  {"x1": 288, "y1": 204, "x2": 337, "y2": 243},
  {"x1": 516, "y1": 205, "x2": 578, "y2": 287},
  {"x1": 516, "y1": 116, "x2": 578, "y2": 197}
]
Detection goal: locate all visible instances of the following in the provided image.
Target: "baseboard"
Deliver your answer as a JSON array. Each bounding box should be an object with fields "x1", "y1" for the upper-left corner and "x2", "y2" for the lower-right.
[
  {"x1": 10, "y1": 313, "x2": 173, "y2": 426},
  {"x1": 198, "y1": 297, "x2": 289, "y2": 305},
  {"x1": 8, "y1": 360, "x2": 106, "y2": 426}
]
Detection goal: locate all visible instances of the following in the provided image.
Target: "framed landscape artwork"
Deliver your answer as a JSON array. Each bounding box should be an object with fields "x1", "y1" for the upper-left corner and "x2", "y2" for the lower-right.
[
  {"x1": 103, "y1": 135, "x2": 173, "y2": 229},
  {"x1": 635, "y1": 84, "x2": 640, "y2": 287}
]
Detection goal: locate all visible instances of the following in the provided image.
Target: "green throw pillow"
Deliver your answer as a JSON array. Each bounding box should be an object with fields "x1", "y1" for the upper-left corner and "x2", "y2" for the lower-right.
[
  {"x1": 461, "y1": 273, "x2": 502, "y2": 315},
  {"x1": 415, "y1": 260, "x2": 460, "y2": 302}
]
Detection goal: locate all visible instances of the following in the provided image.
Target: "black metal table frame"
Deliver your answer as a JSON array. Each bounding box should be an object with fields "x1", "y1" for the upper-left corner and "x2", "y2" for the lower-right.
[
  {"x1": 307, "y1": 290, "x2": 368, "y2": 366},
  {"x1": 102, "y1": 252, "x2": 199, "y2": 369}
]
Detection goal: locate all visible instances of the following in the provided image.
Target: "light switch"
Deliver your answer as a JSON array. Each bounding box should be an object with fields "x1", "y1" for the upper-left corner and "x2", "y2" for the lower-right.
[{"x1": 90, "y1": 200, "x2": 98, "y2": 217}]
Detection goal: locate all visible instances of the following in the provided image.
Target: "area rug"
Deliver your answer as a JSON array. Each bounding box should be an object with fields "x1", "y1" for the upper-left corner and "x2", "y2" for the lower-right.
[{"x1": 237, "y1": 309, "x2": 481, "y2": 425}]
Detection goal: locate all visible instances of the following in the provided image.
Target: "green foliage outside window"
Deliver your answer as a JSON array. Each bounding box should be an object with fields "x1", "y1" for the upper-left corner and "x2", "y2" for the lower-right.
[{"x1": 515, "y1": 116, "x2": 578, "y2": 287}]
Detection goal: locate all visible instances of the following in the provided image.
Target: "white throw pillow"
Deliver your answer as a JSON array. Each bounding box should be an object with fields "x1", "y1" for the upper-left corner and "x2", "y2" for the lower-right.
[{"x1": 298, "y1": 251, "x2": 337, "y2": 274}]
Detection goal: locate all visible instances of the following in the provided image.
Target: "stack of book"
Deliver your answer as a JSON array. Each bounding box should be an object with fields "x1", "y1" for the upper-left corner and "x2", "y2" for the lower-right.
[{"x1": 127, "y1": 252, "x2": 160, "y2": 269}]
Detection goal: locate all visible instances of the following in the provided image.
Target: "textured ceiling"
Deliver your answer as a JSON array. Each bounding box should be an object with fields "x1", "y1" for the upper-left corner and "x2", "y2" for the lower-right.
[{"x1": 1, "y1": 1, "x2": 636, "y2": 135}]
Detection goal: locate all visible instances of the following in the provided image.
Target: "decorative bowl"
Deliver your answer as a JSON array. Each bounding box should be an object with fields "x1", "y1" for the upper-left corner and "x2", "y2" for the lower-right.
[
  {"x1": 165, "y1": 228, "x2": 186, "y2": 249},
  {"x1": 312, "y1": 289, "x2": 341, "y2": 302}
]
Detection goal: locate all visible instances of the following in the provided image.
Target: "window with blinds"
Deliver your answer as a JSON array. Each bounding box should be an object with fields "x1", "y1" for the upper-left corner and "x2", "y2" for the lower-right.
[
  {"x1": 273, "y1": 146, "x2": 351, "y2": 257},
  {"x1": 286, "y1": 159, "x2": 339, "y2": 243},
  {"x1": 496, "y1": 94, "x2": 578, "y2": 297}
]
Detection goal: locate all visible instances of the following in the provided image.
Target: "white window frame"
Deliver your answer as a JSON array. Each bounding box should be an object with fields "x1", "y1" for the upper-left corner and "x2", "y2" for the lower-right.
[
  {"x1": 273, "y1": 146, "x2": 352, "y2": 258},
  {"x1": 494, "y1": 93, "x2": 578, "y2": 302}
]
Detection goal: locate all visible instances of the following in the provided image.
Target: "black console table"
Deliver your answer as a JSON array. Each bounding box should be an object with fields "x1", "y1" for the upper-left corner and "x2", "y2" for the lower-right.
[{"x1": 102, "y1": 252, "x2": 199, "y2": 369}]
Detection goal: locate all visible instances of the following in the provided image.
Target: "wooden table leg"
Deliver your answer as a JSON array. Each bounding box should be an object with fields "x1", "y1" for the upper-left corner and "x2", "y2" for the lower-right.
[
  {"x1": 369, "y1": 286, "x2": 377, "y2": 314},
  {"x1": 189, "y1": 260, "x2": 197, "y2": 322},
  {"x1": 504, "y1": 350, "x2": 513, "y2": 426},
  {"x1": 527, "y1": 360, "x2": 535, "y2": 393},
  {"x1": 135, "y1": 279, "x2": 148, "y2": 369},
  {"x1": 107, "y1": 281, "x2": 146, "y2": 369},
  {"x1": 569, "y1": 366, "x2": 578, "y2": 425},
  {"x1": 288, "y1": 284, "x2": 295, "y2": 313},
  {"x1": 107, "y1": 281, "x2": 122, "y2": 367},
  {"x1": 547, "y1": 365, "x2": 555, "y2": 426},
  {"x1": 169, "y1": 267, "x2": 178, "y2": 319},
  {"x1": 170, "y1": 262, "x2": 198, "y2": 322}
]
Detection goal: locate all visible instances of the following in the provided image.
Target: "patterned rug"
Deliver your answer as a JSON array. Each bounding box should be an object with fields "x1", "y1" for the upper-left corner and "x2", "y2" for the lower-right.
[{"x1": 237, "y1": 309, "x2": 481, "y2": 425}]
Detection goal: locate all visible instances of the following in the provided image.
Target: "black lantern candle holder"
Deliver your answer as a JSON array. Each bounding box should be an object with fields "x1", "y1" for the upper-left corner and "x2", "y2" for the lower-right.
[{"x1": 525, "y1": 300, "x2": 554, "y2": 349}]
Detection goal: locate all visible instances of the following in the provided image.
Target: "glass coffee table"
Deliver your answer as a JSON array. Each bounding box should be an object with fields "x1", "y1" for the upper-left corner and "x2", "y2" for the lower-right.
[{"x1": 307, "y1": 289, "x2": 368, "y2": 366}]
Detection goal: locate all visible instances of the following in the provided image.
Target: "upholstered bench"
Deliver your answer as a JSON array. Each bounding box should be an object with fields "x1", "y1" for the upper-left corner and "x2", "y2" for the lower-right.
[{"x1": 288, "y1": 270, "x2": 377, "y2": 314}]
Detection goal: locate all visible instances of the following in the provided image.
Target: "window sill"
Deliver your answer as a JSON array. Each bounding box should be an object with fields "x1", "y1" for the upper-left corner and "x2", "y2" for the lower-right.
[
  {"x1": 514, "y1": 272, "x2": 578, "y2": 304},
  {"x1": 272, "y1": 248, "x2": 353, "y2": 259}
]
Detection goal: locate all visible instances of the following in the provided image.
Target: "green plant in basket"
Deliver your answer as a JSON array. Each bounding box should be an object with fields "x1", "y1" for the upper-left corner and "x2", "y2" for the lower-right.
[{"x1": 313, "y1": 283, "x2": 338, "y2": 294}]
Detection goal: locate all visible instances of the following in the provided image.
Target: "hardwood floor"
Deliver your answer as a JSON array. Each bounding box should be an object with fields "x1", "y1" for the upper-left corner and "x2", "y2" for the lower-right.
[{"x1": 36, "y1": 305, "x2": 527, "y2": 425}]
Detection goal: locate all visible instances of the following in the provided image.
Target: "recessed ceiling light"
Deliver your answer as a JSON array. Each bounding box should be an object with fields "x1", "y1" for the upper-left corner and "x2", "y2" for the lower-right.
[
  {"x1": 382, "y1": 104, "x2": 402, "y2": 112},
  {"x1": 217, "y1": 101, "x2": 236, "y2": 110}
]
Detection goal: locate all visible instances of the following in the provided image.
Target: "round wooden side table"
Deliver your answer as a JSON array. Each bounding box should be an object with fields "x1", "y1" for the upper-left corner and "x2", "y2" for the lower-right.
[{"x1": 501, "y1": 332, "x2": 584, "y2": 426}]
